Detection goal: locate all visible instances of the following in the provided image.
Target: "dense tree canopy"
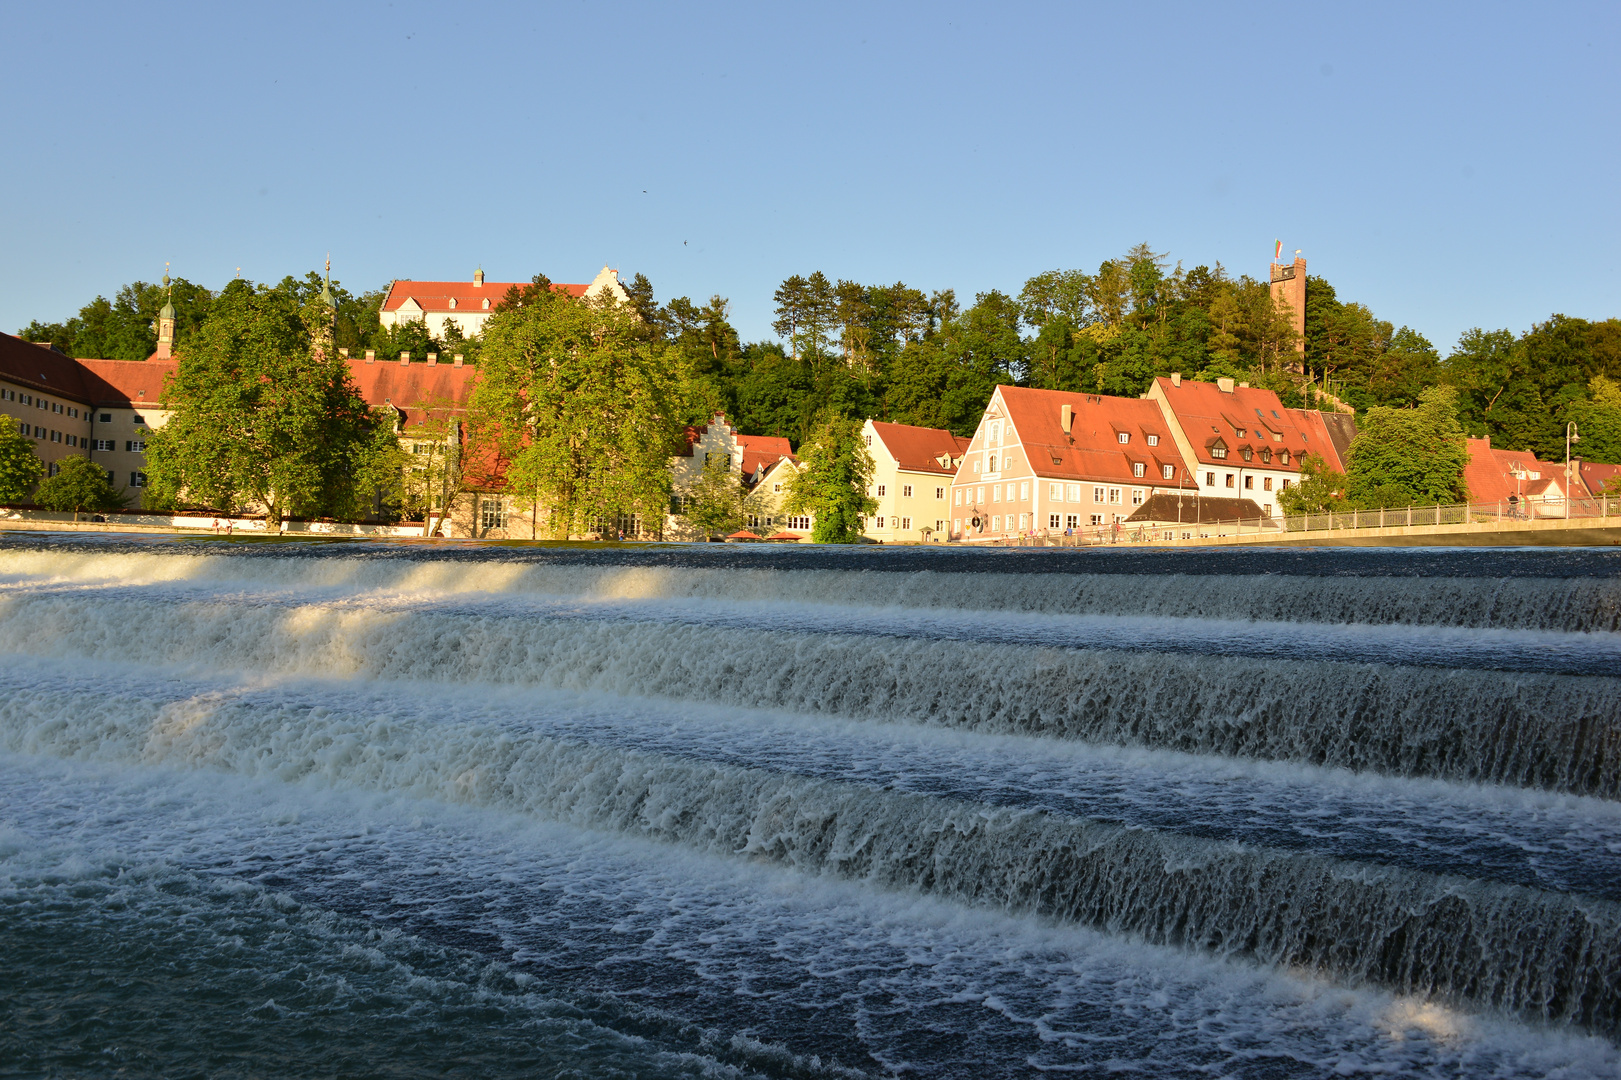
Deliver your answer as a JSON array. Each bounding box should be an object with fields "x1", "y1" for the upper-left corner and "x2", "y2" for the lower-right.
[
  {"x1": 782, "y1": 416, "x2": 876, "y2": 543},
  {"x1": 0, "y1": 415, "x2": 43, "y2": 503},
  {"x1": 144, "y1": 280, "x2": 395, "y2": 527},
  {"x1": 34, "y1": 456, "x2": 126, "y2": 518},
  {"x1": 471, "y1": 278, "x2": 685, "y2": 539}
]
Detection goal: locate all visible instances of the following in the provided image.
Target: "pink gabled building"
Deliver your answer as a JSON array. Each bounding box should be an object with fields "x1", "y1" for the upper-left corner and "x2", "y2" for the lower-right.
[{"x1": 948, "y1": 385, "x2": 1197, "y2": 541}]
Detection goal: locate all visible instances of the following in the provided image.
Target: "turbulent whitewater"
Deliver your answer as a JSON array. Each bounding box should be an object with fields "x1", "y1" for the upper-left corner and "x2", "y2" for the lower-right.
[{"x1": 3, "y1": 538, "x2": 1620, "y2": 1077}]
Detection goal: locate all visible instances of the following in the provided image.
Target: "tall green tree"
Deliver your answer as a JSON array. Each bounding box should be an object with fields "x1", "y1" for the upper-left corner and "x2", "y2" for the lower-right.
[
  {"x1": 1345, "y1": 385, "x2": 1471, "y2": 507},
  {"x1": 34, "y1": 456, "x2": 127, "y2": 519},
  {"x1": 1564, "y1": 375, "x2": 1621, "y2": 464},
  {"x1": 144, "y1": 280, "x2": 388, "y2": 529},
  {"x1": 473, "y1": 284, "x2": 684, "y2": 539},
  {"x1": 0, "y1": 415, "x2": 44, "y2": 503},
  {"x1": 1276, "y1": 453, "x2": 1348, "y2": 515},
  {"x1": 682, "y1": 450, "x2": 748, "y2": 540},
  {"x1": 782, "y1": 415, "x2": 876, "y2": 543}
]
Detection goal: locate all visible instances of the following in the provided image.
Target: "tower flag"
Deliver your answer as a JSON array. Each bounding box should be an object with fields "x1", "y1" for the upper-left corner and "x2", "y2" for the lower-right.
[{"x1": 1274, "y1": 239, "x2": 1283, "y2": 260}]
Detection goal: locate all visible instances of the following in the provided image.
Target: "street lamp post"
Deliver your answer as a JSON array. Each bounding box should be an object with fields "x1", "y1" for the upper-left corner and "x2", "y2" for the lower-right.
[{"x1": 1566, "y1": 422, "x2": 1581, "y2": 520}]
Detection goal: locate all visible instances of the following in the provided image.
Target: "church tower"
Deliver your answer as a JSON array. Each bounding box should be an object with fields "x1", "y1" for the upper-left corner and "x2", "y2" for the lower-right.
[
  {"x1": 312, "y1": 256, "x2": 336, "y2": 360},
  {"x1": 154, "y1": 272, "x2": 176, "y2": 360}
]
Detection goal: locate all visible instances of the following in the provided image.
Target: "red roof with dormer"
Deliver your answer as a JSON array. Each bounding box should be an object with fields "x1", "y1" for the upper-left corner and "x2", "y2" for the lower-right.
[
  {"x1": 1151, "y1": 377, "x2": 1331, "y2": 474},
  {"x1": 0, "y1": 332, "x2": 98, "y2": 402},
  {"x1": 992, "y1": 385, "x2": 1197, "y2": 488},
  {"x1": 738, "y1": 433, "x2": 795, "y2": 476},
  {"x1": 382, "y1": 278, "x2": 590, "y2": 316},
  {"x1": 869, "y1": 421, "x2": 970, "y2": 475},
  {"x1": 1577, "y1": 460, "x2": 1621, "y2": 499},
  {"x1": 76, "y1": 358, "x2": 177, "y2": 407},
  {"x1": 345, "y1": 359, "x2": 476, "y2": 430},
  {"x1": 1462, "y1": 437, "x2": 1563, "y2": 503}
]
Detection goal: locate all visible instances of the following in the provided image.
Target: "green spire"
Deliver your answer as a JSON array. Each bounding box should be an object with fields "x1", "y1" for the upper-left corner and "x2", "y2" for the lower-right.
[
  {"x1": 320, "y1": 255, "x2": 334, "y2": 307},
  {"x1": 159, "y1": 270, "x2": 175, "y2": 320}
]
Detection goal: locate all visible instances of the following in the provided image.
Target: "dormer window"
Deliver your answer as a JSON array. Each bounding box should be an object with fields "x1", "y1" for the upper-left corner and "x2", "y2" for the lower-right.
[
  {"x1": 1240, "y1": 447, "x2": 1253, "y2": 462},
  {"x1": 1280, "y1": 450, "x2": 1291, "y2": 466},
  {"x1": 1236, "y1": 428, "x2": 1246, "y2": 438},
  {"x1": 482, "y1": 299, "x2": 491, "y2": 310},
  {"x1": 1117, "y1": 432, "x2": 1130, "y2": 444},
  {"x1": 1260, "y1": 448, "x2": 1272, "y2": 464},
  {"x1": 1161, "y1": 464, "x2": 1175, "y2": 480},
  {"x1": 1146, "y1": 434, "x2": 1158, "y2": 446},
  {"x1": 1210, "y1": 445, "x2": 1227, "y2": 460},
  {"x1": 449, "y1": 298, "x2": 458, "y2": 309},
  {"x1": 1132, "y1": 462, "x2": 1145, "y2": 477}
]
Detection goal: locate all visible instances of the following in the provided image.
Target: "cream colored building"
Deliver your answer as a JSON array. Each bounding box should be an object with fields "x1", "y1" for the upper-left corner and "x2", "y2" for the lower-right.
[
  {"x1": 861, "y1": 419, "x2": 968, "y2": 543},
  {"x1": 379, "y1": 267, "x2": 632, "y2": 340}
]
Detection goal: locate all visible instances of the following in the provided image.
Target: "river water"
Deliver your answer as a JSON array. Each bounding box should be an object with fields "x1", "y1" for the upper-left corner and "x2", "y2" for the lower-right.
[{"x1": 2, "y1": 537, "x2": 1619, "y2": 1078}]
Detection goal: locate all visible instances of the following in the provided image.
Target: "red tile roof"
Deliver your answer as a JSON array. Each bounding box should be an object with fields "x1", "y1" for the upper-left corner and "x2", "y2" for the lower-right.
[
  {"x1": 0, "y1": 332, "x2": 97, "y2": 403},
  {"x1": 346, "y1": 360, "x2": 476, "y2": 429},
  {"x1": 1151, "y1": 378, "x2": 1321, "y2": 473},
  {"x1": 76, "y1": 358, "x2": 177, "y2": 406},
  {"x1": 738, "y1": 432, "x2": 795, "y2": 476},
  {"x1": 993, "y1": 385, "x2": 1196, "y2": 488},
  {"x1": 1577, "y1": 460, "x2": 1621, "y2": 499},
  {"x1": 1462, "y1": 437, "x2": 1563, "y2": 504},
  {"x1": 382, "y1": 279, "x2": 589, "y2": 315},
  {"x1": 869, "y1": 421, "x2": 970, "y2": 475}
]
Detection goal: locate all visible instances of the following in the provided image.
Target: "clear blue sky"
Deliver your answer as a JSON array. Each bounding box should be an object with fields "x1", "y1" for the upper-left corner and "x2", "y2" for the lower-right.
[{"x1": 3, "y1": 1, "x2": 1616, "y2": 352}]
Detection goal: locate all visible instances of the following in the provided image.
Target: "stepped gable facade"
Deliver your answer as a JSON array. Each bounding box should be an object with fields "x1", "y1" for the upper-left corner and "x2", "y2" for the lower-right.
[
  {"x1": 379, "y1": 267, "x2": 631, "y2": 341},
  {"x1": 861, "y1": 419, "x2": 969, "y2": 543},
  {"x1": 949, "y1": 385, "x2": 1197, "y2": 542},
  {"x1": 1146, "y1": 374, "x2": 1352, "y2": 519}
]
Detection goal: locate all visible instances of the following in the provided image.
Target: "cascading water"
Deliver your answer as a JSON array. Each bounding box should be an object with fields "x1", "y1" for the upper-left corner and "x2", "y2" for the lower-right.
[{"x1": 3, "y1": 536, "x2": 1620, "y2": 1078}]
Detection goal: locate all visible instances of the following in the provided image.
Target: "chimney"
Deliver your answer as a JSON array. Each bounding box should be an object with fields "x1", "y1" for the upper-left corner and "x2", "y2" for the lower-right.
[
  {"x1": 473, "y1": 268, "x2": 485, "y2": 287},
  {"x1": 338, "y1": 347, "x2": 350, "y2": 358},
  {"x1": 400, "y1": 351, "x2": 411, "y2": 366},
  {"x1": 364, "y1": 350, "x2": 376, "y2": 364},
  {"x1": 1216, "y1": 377, "x2": 1235, "y2": 393},
  {"x1": 453, "y1": 354, "x2": 464, "y2": 367},
  {"x1": 1060, "y1": 404, "x2": 1073, "y2": 434},
  {"x1": 1170, "y1": 372, "x2": 1181, "y2": 386},
  {"x1": 427, "y1": 352, "x2": 438, "y2": 365}
]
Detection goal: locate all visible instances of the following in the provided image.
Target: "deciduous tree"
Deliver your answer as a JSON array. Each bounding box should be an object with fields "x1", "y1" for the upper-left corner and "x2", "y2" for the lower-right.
[
  {"x1": 782, "y1": 415, "x2": 876, "y2": 543},
  {"x1": 33, "y1": 456, "x2": 126, "y2": 519},
  {"x1": 1345, "y1": 385, "x2": 1470, "y2": 507},
  {"x1": 0, "y1": 415, "x2": 44, "y2": 503}
]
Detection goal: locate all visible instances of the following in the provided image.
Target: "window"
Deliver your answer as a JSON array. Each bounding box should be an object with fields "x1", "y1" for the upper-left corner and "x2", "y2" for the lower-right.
[
  {"x1": 1263, "y1": 476, "x2": 1273, "y2": 491},
  {"x1": 1146, "y1": 434, "x2": 1159, "y2": 446},
  {"x1": 1224, "y1": 474, "x2": 1235, "y2": 488},
  {"x1": 773, "y1": 482, "x2": 782, "y2": 493},
  {"x1": 1066, "y1": 514, "x2": 1079, "y2": 529},
  {"x1": 1117, "y1": 432, "x2": 1130, "y2": 444},
  {"x1": 1205, "y1": 472, "x2": 1215, "y2": 486},
  {"x1": 954, "y1": 518, "x2": 962, "y2": 533},
  {"x1": 67, "y1": 435, "x2": 77, "y2": 447},
  {"x1": 1049, "y1": 514, "x2": 1060, "y2": 528},
  {"x1": 126, "y1": 440, "x2": 146, "y2": 452},
  {"x1": 992, "y1": 515, "x2": 1001, "y2": 530},
  {"x1": 987, "y1": 454, "x2": 998, "y2": 474},
  {"x1": 1090, "y1": 514, "x2": 1103, "y2": 525},
  {"x1": 1132, "y1": 489, "x2": 1144, "y2": 505},
  {"x1": 69, "y1": 407, "x2": 78, "y2": 418},
  {"x1": 935, "y1": 520, "x2": 945, "y2": 534},
  {"x1": 1244, "y1": 475, "x2": 1254, "y2": 489},
  {"x1": 900, "y1": 517, "x2": 911, "y2": 530},
  {"x1": 51, "y1": 430, "x2": 61, "y2": 442},
  {"x1": 1066, "y1": 484, "x2": 1081, "y2": 502},
  {"x1": 1018, "y1": 513, "x2": 1028, "y2": 529},
  {"x1": 1019, "y1": 481, "x2": 1028, "y2": 500},
  {"x1": 1161, "y1": 464, "x2": 1175, "y2": 480},
  {"x1": 132, "y1": 415, "x2": 145, "y2": 425},
  {"x1": 1280, "y1": 450, "x2": 1291, "y2": 466},
  {"x1": 99, "y1": 413, "x2": 111, "y2": 423},
  {"x1": 1241, "y1": 447, "x2": 1253, "y2": 462},
  {"x1": 976, "y1": 487, "x2": 984, "y2": 503},
  {"x1": 93, "y1": 439, "x2": 114, "y2": 451},
  {"x1": 1132, "y1": 462, "x2": 1145, "y2": 477},
  {"x1": 973, "y1": 460, "x2": 980, "y2": 474},
  {"x1": 130, "y1": 471, "x2": 147, "y2": 487},
  {"x1": 864, "y1": 434, "x2": 872, "y2": 446},
  {"x1": 480, "y1": 496, "x2": 506, "y2": 531},
  {"x1": 875, "y1": 516, "x2": 885, "y2": 529},
  {"x1": 1108, "y1": 488, "x2": 1121, "y2": 504},
  {"x1": 1211, "y1": 446, "x2": 1227, "y2": 459},
  {"x1": 1260, "y1": 448, "x2": 1272, "y2": 463},
  {"x1": 935, "y1": 487, "x2": 945, "y2": 499},
  {"x1": 876, "y1": 484, "x2": 886, "y2": 497},
  {"x1": 902, "y1": 484, "x2": 913, "y2": 498},
  {"x1": 992, "y1": 486, "x2": 1000, "y2": 502},
  {"x1": 1263, "y1": 503, "x2": 1272, "y2": 515},
  {"x1": 1281, "y1": 479, "x2": 1293, "y2": 490},
  {"x1": 1093, "y1": 486, "x2": 1104, "y2": 502},
  {"x1": 787, "y1": 515, "x2": 811, "y2": 530},
  {"x1": 1050, "y1": 482, "x2": 1063, "y2": 501},
  {"x1": 954, "y1": 489, "x2": 962, "y2": 505}
]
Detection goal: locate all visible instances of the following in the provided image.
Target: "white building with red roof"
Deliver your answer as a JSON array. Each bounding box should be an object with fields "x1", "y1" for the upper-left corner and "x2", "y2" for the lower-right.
[
  {"x1": 379, "y1": 267, "x2": 631, "y2": 340},
  {"x1": 948, "y1": 385, "x2": 1198, "y2": 542},
  {"x1": 1145, "y1": 374, "x2": 1354, "y2": 519},
  {"x1": 1460, "y1": 436, "x2": 1596, "y2": 517},
  {"x1": 861, "y1": 420, "x2": 969, "y2": 542}
]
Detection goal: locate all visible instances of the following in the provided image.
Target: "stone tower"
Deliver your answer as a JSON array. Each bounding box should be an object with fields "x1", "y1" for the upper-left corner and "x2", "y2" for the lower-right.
[
  {"x1": 154, "y1": 273, "x2": 176, "y2": 360},
  {"x1": 1269, "y1": 253, "x2": 1307, "y2": 366}
]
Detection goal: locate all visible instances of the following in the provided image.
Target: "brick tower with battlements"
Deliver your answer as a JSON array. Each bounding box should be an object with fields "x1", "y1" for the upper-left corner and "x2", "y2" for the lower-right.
[{"x1": 1269, "y1": 254, "x2": 1307, "y2": 368}]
